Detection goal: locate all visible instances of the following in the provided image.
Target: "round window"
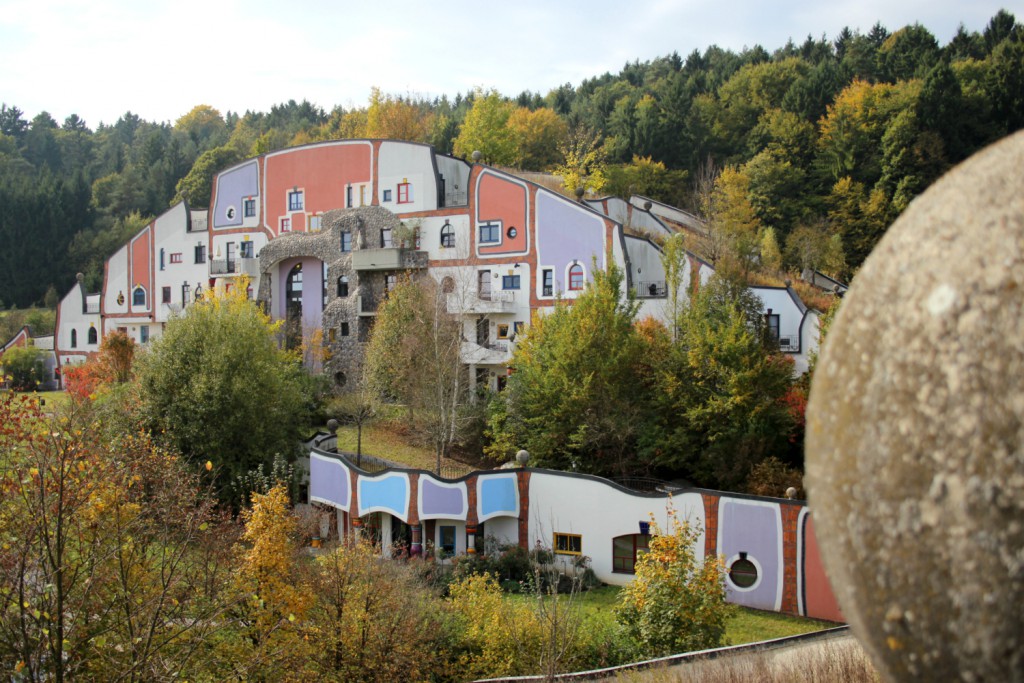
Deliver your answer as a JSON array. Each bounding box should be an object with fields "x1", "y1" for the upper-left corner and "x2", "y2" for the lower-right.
[
  {"x1": 507, "y1": 226, "x2": 517, "y2": 239},
  {"x1": 225, "y1": 206, "x2": 237, "y2": 221},
  {"x1": 729, "y1": 557, "x2": 758, "y2": 588}
]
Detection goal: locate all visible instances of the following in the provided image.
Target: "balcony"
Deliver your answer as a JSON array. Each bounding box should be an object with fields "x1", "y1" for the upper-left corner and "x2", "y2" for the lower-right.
[
  {"x1": 450, "y1": 289, "x2": 518, "y2": 315},
  {"x1": 210, "y1": 259, "x2": 237, "y2": 275},
  {"x1": 637, "y1": 281, "x2": 667, "y2": 298},
  {"x1": 351, "y1": 248, "x2": 427, "y2": 272},
  {"x1": 460, "y1": 340, "x2": 511, "y2": 366},
  {"x1": 239, "y1": 257, "x2": 260, "y2": 276}
]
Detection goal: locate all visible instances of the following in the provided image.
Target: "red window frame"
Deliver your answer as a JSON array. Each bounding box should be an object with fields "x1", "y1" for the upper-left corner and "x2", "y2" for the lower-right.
[
  {"x1": 397, "y1": 182, "x2": 411, "y2": 204},
  {"x1": 568, "y1": 264, "x2": 584, "y2": 290},
  {"x1": 612, "y1": 534, "x2": 650, "y2": 574}
]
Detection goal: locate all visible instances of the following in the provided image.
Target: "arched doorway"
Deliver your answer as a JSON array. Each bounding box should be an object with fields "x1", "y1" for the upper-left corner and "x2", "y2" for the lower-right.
[{"x1": 285, "y1": 262, "x2": 303, "y2": 350}]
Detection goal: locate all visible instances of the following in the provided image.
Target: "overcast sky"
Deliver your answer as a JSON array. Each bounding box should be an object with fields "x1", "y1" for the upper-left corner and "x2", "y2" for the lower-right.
[{"x1": 0, "y1": 0, "x2": 1011, "y2": 128}]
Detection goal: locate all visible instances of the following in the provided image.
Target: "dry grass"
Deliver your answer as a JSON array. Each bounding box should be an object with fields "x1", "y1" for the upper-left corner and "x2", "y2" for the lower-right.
[
  {"x1": 611, "y1": 637, "x2": 878, "y2": 683},
  {"x1": 332, "y1": 422, "x2": 474, "y2": 476}
]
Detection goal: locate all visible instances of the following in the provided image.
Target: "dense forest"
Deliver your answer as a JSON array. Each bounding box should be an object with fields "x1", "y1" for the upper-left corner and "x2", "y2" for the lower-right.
[{"x1": 0, "y1": 10, "x2": 1021, "y2": 309}]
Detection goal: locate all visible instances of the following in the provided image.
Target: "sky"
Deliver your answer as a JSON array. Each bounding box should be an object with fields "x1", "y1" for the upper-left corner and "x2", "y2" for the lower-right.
[{"x1": 0, "y1": 0, "x2": 1012, "y2": 128}]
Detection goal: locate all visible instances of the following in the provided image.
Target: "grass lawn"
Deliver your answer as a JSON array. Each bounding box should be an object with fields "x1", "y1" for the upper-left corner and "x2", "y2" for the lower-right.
[
  {"x1": 332, "y1": 423, "x2": 475, "y2": 476},
  {"x1": 9, "y1": 390, "x2": 69, "y2": 412},
  {"x1": 513, "y1": 585, "x2": 834, "y2": 647}
]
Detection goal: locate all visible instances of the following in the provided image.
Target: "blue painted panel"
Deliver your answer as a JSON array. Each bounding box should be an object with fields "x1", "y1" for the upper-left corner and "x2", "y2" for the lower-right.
[
  {"x1": 479, "y1": 475, "x2": 518, "y2": 519},
  {"x1": 359, "y1": 474, "x2": 409, "y2": 518},
  {"x1": 309, "y1": 455, "x2": 349, "y2": 509}
]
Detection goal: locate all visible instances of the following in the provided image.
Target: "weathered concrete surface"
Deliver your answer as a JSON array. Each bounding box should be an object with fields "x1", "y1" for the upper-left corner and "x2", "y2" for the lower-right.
[{"x1": 806, "y1": 130, "x2": 1024, "y2": 682}]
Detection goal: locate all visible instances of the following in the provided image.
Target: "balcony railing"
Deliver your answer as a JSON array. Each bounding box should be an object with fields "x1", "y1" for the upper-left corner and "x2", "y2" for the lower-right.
[
  {"x1": 210, "y1": 259, "x2": 237, "y2": 275},
  {"x1": 477, "y1": 290, "x2": 515, "y2": 303},
  {"x1": 637, "y1": 281, "x2": 667, "y2": 298},
  {"x1": 84, "y1": 302, "x2": 99, "y2": 314}
]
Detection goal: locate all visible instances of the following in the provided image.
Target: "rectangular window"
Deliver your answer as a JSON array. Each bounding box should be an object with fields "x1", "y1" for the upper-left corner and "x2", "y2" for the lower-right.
[
  {"x1": 478, "y1": 271, "x2": 491, "y2": 300},
  {"x1": 240, "y1": 241, "x2": 254, "y2": 259},
  {"x1": 439, "y1": 525, "x2": 456, "y2": 555},
  {"x1": 513, "y1": 321, "x2": 525, "y2": 336},
  {"x1": 346, "y1": 186, "x2": 353, "y2": 208},
  {"x1": 385, "y1": 274, "x2": 397, "y2": 294},
  {"x1": 381, "y1": 228, "x2": 393, "y2": 248},
  {"x1": 162, "y1": 286, "x2": 171, "y2": 304},
  {"x1": 170, "y1": 253, "x2": 182, "y2": 264},
  {"x1": 328, "y1": 328, "x2": 336, "y2": 343},
  {"x1": 479, "y1": 222, "x2": 500, "y2": 244},
  {"x1": 194, "y1": 245, "x2": 206, "y2": 264},
  {"x1": 497, "y1": 323, "x2": 510, "y2": 339},
  {"x1": 554, "y1": 533, "x2": 582, "y2": 556},
  {"x1": 397, "y1": 182, "x2": 412, "y2": 204},
  {"x1": 340, "y1": 321, "x2": 350, "y2": 337},
  {"x1": 767, "y1": 313, "x2": 781, "y2": 344},
  {"x1": 359, "y1": 185, "x2": 367, "y2": 207},
  {"x1": 382, "y1": 189, "x2": 392, "y2": 202},
  {"x1": 244, "y1": 198, "x2": 256, "y2": 217},
  {"x1": 309, "y1": 215, "x2": 321, "y2": 231},
  {"x1": 281, "y1": 218, "x2": 291, "y2": 232},
  {"x1": 542, "y1": 269, "x2": 554, "y2": 297},
  {"x1": 159, "y1": 248, "x2": 165, "y2": 271},
  {"x1": 340, "y1": 231, "x2": 352, "y2": 252},
  {"x1": 139, "y1": 325, "x2": 150, "y2": 344},
  {"x1": 502, "y1": 274, "x2": 520, "y2": 290},
  {"x1": 288, "y1": 190, "x2": 304, "y2": 211}
]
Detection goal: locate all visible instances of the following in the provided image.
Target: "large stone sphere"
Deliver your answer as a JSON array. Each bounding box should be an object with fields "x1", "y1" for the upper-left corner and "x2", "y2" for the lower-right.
[{"x1": 806, "y1": 130, "x2": 1024, "y2": 682}]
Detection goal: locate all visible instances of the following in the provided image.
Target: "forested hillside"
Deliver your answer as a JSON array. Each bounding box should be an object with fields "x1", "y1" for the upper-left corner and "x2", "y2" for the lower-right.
[{"x1": 1, "y1": 10, "x2": 1020, "y2": 308}]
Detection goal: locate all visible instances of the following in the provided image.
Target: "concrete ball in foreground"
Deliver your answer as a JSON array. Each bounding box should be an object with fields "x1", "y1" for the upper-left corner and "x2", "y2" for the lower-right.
[{"x1": 806, "y1": 130, "x2": 1024, "y2": 683}]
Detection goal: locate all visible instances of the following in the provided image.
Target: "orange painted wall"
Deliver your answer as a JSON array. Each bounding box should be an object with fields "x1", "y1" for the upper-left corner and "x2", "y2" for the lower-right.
[
  {"x1": 477, "y1": 173, "x2": 528, "y2": 255},
  {"x1": 130, "y1": 228, "x2": 152, "y2": 309},
  {"x1": 802, "y1": 514, "x2": 845, "y2": 622},
  {"x1": 265, "y1": 143, "x2": 372, "y2": 234}
]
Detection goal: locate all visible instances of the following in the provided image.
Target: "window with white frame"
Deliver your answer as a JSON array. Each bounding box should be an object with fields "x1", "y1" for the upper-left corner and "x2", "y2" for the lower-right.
[
  {"x1": 132, "y1": 287, "x2": 146, "y2": 307},
  {"x1": 479, "y1": 222, "x2": 500, "y2": 244},
  {"x1": 240, "y1": 241, "x2": 254, "y2": 258},
  {"x1": 381, "y1": 228, "x2": 393, "y2": 248},
  {"x1": 281, "y1": 217, "x2": 291, "y2": 232},
  {"x1": 70, "y1": 329, "x2": 77, "y2": 348},
  {"x1": 162, "y1": 286, "x2": 171, "y2": 304},
  {"x1": 139, "y1": 325, "x2": 149, "y2": 344},
  {"x1": 542, "y1": 269, "x2": 554, "y2": 296},
  {"x1": 309, "y1": 215, "x2": 322, "y2": 231},
  {"x1": 439, "y1": 525, "x2": 456, "y2": 555},
  {"x1": 170, "y1": 253, "x2": 182, "y2": 264},
  {"x1": 502, "y1": 274, "x2": 520, "y2": 289},
  {"x1": 194, "y1": 244, "x2": 206, "y2": 264},
  {"x1": 554, "y1": 533, "x2": 582, "y2": 555},
  {"x1": 87, "y1": 326, "x2": 98, "y2": 345},
  {"x1": 288, "y1": 190, "x2": 304, "y2": 211}
]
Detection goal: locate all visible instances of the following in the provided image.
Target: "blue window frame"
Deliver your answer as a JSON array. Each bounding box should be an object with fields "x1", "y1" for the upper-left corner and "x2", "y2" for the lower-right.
[
  {"x1": 502, "y1": 274, "x2": 520, "y2": 290},
  {"x1": 132, "y1": 287, "x2": 146, "y2": 307},
  {"x1": 479, "y1": 222, "x2": 500, "y2": 244},
  {"x1": 243, "y1": 198, "x2": 256, "y2": 217},
  {"x1": 288, "y1": 190, "x2": 304, "y2": 211},
  {"x1": 382, "y1": 189, "x2": 392, "y2": 202},
  {"x1": 340, "y1": 231, "x2": 351, "y2": 252}
]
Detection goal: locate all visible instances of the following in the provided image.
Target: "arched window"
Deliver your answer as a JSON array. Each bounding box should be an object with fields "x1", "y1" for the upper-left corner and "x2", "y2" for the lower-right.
[
  {"x1": 568, "y1": 263, "x2": 584, "y2": 291},
  {"x1": 132, "y1": 286, "x2": 146, "y2": 307},
  {"x1": 612, "y1": 534, "x2": 650, "y2": 574},
  {"x1": 87, "y1": 326, "x2": 98, "y2": 345},
  {"x1": 285, "y1": 263, "x2": 303, "y2": 350},
  {"x1": 70, "y1": 329, "x2": 77, "y2": 348},
  {"x1": 440, "y1": 221, "x2": 455, "y2": 249},
  {"x1": 337, "y1": 276, "x2": 349, "y2": 297}
]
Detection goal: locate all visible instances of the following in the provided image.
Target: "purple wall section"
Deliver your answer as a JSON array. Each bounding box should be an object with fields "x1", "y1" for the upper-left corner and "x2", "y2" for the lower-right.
[
  {"x1": 310, "y1": 454, "x2": 349, "y2": 508},
  {"x1": 213, "y1": 161, "x2": 259, "y2": 229},
  {"x1": 719, "y1": 500, "x2": 783, "y2": 611},
  {"x1": 420, "y1": 479, "x2": 466, "y2": 518},
  {"x1": 535, "y1": 191, "x2": 605, "y2": 290},
  {"x1": 276, "y1": 257, "x2": 324, "y2": 330}
]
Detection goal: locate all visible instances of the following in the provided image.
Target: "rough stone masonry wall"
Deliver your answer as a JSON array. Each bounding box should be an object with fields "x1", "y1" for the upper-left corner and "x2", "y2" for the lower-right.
[{"x1": 257, "y1": 206, "x2": 410, "y2": 389}]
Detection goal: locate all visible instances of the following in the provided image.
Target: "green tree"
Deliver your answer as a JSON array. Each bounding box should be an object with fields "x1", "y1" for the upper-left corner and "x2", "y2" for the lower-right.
[
  {"x1": 616, "y1": 507, "x2": 729, "y2": 656},
  {"x1": 1, "y1": 345, "x2": 47, "y2": 390},
  {"x1": 491, "y1": 264, "x2": 644, "y2": 476},
  {"x1": 639, "y1": 274, "x2": 796, "y2": 488},
  {"x1": 173, "y1": 144, "x2": 242, "y2": 208},
  {"x1": 134, "y1": 285, "x2": 310, "y2": 505},
  {"x1": 452, "y1": 89, "x2": 518, "y2": 166},
  {"x1": 555, "y1": 125, "x2": 608, "y2": 195},
  {"x1": 364, "y1": 274, "x2": 466, "y2": 472},
  {"x1": 507, "y1": 106, "x2": 568, "y2": 170}
]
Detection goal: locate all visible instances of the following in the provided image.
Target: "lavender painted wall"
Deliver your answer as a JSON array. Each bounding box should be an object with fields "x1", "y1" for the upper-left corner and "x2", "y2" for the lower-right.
[
  {"x1": 718, "y1": 499, "x2": 783, "y2": 611},
  {"x1": 213, "y1": 161, "x2": 259, "y2": 229},
  {"x1": 276, "y1": 257, "x2": 324, "y2": 331},
  {"x1": 419, "y1": 478, "x2": 468, "y2": 519},
  {"x1": 309, "y1": 453, "x2": 350, "y2": 509},
  {"x1": 535, "y1": 191, "x2": 605, "y2": 295}
]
